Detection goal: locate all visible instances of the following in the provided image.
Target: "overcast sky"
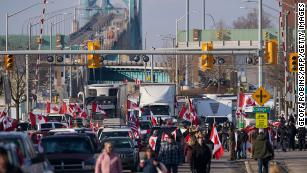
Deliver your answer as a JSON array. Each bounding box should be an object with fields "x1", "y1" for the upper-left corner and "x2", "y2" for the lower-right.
[{"x1": 0, "y1": 0, "x2": 279, "y2": 49}]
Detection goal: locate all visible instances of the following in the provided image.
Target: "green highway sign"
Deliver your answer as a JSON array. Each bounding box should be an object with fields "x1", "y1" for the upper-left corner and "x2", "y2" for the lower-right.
[{"x1": 253, "y1": 107, "x2": 270, "y2": 113}]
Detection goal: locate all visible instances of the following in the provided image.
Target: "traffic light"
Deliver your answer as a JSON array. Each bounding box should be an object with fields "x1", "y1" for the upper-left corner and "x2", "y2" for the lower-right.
[
  {"x1": 289, "y1": 52, "x2": 298, "y2": 72},
  {"x1": 200, "y1": 42, "x2": 214, "y2": 71},
  {"x1": 87, "y1": 40, "x2": 101, "y2": 68},
  {"x1": 4, "y1": 54, "x2": 14, "y2": 70},
  {"x1": 216, "y1": 31, "x2": 222, "y2": 40},
  {"x1": 265, "y1": 39, "x2": 278, "y2": 65}
]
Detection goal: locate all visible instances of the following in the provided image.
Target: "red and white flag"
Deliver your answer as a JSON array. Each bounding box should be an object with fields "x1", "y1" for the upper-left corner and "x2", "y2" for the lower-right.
[
  {"x1": 1, "y1": 112, "x2": 13, "y2": 130},
  {"x1": 179, "y1": 105, "x2": 191, "y2": 121},
  {"x1": 29, "y1": 112, "x2": 48, "y2": 127},
  {"x1": 127, "y1": 100, "x2": 139, "y2": 110},
  {"x1": 59, "y1": 101, "x2": 67, "y2": 114},
  {"x1": 188, "y1": 98, "x2": 199, "y2": 126},
  {"x1": 161, "y1": 132, "x2": 169, "y2": 142},
  {"x1": 149, "y1": 136, "x2": 158, "y2": 151},
  {"x1": 46, "y1": 101, "x2": 51, "y2": 113},
  {"x1": 150, "y1": 111, "x2": 158, "y2": 126},
  {"x1": 80, "y1": 110, "x2": 87, "y2": 119},
  {"x1": 171, "y1": 128, "x2": 178, "y2": 141},
  {"x1": 135, "y1": 79, "x2": 141, "y2": 85},
  {"x1": 210, "y1": 124, "x2": 224, "y2": 160}
]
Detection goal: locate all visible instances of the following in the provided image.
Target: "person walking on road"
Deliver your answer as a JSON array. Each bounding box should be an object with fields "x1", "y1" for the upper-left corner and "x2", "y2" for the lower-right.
[
  {"x1": 138, "y1": 148, "x2": 167, "y2": 173},
  {"x1": 252, "y1": 129, "x2": 274, "y2": 173},
  {"x1": 95, "y1": 142, "x2": 122, "y2": 173},
  {"x1": 277, "y1": 125, "x2": 287, "y2": 152},
  {"x1": 158, "y1": 134, "x2": 181, "y2": 173},
  {"x1": 287, "y1": 122, "x2": 297, "y2": 151},
  {"x1": 191, "y1": 132, "x2": 212, "y2": 173},
  {"x1": 297, "y1": 127, "x2": 306, "y2": 151},
  {"x1": 229, "y1": 128, "x2": 236, "y2": 160}
]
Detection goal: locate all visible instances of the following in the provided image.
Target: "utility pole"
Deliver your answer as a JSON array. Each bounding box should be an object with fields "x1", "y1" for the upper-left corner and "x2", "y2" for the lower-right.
[
  {"x1": 203, "y1": 0, "x2": 206, "y2": 30},
  {"x1": 49, "y1": 24, "x2": 53, "y2": 103},
  {"x1": 185, "y1": 0, "x2": 190, "y2": 87},
  {"x1": 258, "y1": 0, "x2": 263, "y2": 88},
  {"x1": 284, "y1": 12, "x2": 289, "y2": 119}
]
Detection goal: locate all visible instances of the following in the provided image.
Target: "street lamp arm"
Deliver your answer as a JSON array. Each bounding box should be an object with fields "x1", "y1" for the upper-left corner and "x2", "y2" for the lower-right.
[
  {"x1": 8, "y1": 2, "x2": 42, "y2": 17},
  {"x1": 205, "y1": 13, "x2": 216, "y2": 29}
]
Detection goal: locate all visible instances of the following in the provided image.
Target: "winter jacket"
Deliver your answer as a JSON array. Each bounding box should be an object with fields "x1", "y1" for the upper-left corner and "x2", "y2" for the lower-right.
[
  {"x1": 95, "y1": 152, "x2": 122, "y2": 173},
  {"x1": 252, "y1": 133, "x2": 274, "y2": 160},
  {"x1": 158, "y1": 141, "x2": 181, "y2": 165},
  {"x1": 297, "y1": 127, "x2": 306, "y2": 139},
  {"x1": 191, "y1": 143, "x2": 211, "y2": 172}
]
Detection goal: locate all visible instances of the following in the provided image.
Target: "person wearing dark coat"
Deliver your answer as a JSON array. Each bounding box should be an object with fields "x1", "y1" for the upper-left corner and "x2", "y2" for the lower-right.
[
  {"x1": 191, "y1": 132, "x2": 211, "y2": 173},
  {"x1": 277, "y1": 125, "x2": 287, "y2": 152},
  {"x1": 228, "y1": 128, "x2": 236, "y2": 160},
  {"x1": 138, "y1": 148, "x2": 158, "y2": 173},
  {"x1": 252, "y1": 129, "x2": 274, "y2": 173},
  {"x1": 297, "y1": 127, "x2": 306, "y2": 151},
  {"x1": 287, "y1": 122, "x2": 297, "y2": 151},
  {"x1": 0, "y1": 147, "x2": 23, "y2": 173}
]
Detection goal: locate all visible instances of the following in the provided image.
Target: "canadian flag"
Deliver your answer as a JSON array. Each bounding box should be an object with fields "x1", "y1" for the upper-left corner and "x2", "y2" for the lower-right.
[
  {"x1": 127, "y1": 100, "x2": 139, "y2": 110},
  {"x1": 59, "y1": 101, "x2": 67, "y2": 114},
  {"x1": 210, "y1": 124, "x2": 224, "y2": 160},
  {"x1": 171, "y1": 128, "x2": 178, "y2": 141},
  {"x1": 92, "y1": 103, "x2": 107, "y2": 115},
  {"x1": 46, "y1": 101, "x2": 51, "y2": 113},
  {"x1": 1, "y1": 111, "x2": 13, "y2": 130},
  {"x1": 179, "y1": 105, "x2": 190, "y2": 121},
  {"x1": 80, "y1": 110, "x2": 87, "y2": 119},
  {"x1": 150, "y1": 111, "x2": 157, "y2": 126},
  {"x1": 149, "y1": 136, "x2": 158, "y2": 151},
  {"x1": 51, "y1": 105, "x2": 59, "y2": 113},
  {"x1": 188, "y1": 98, "x2": 199, "y2": 126},
  {"x1": 184, "y1": 133, "x2": 191, "y2": 143},
  {"x1": 91, "y1": 102, "x2": 97, "y2": 112},
  {"x1": 29, "y1": 112, "x2": 48, "y2": 127},
  {"x1": 135, "y1": 79, "x2": 141, "y2": 85}
]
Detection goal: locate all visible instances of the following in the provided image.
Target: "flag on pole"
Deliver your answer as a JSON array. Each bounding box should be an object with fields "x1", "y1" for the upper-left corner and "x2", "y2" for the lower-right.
[
  {"x1": 46, "y1": 101, "x2": 51, "y2": 113},
  {"x1": 150, "y1": 111, "x2": 158, "y2": 126},
  {"x1": 210, "y1": 124, "x2": 224, "y2": 160},
  {"x1": 29, "y1": 112, "x2": 48, "y2": 127},
  {"x1": 149, "y1": 136, "x2": 158, "y2": 151}
]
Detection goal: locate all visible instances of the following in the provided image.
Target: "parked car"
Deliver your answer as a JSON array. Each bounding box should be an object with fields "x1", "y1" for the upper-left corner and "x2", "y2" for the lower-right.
[
  {"x1": 0, "y1": 132, "x2": 54, "y2": 173},
  {"x1": 0, "y1": 143, "x2": 21, "y2": 167},
  {"x1": 98, "y1": 126, "x2": 134, "y2": 141},
  {"x1": 49, "y1": 129, "x2": 101, "y2": 152},
  {"x1": 41, "y1": 135, "x2": 97, "y2": 173},
  {"x1": 37, "y1": 122, "x2": 68, "y2": 132},
  {"x1": 101, "y1": 137, "x2": 139, "y2": 172}
]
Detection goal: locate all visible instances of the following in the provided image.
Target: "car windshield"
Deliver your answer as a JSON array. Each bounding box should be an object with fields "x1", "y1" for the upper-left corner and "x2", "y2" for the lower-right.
[
  {"x1": 104, "y1": 139, "x2": 132, "y2": 148},
  {"x1": 41, "y1": 124, "x2": 52, "y2": 129},
  {"x1": 0, "y1": 139, "x2": 26, "y2": 157},
  {"x1": 142, "y1": 105, "x2": 169, "y2": 116},
  {"x1": 42, "y1": 138, "x2": 93, "y2": 154},
  {"x1": 205, "y1": 117, "x2": 228, "y2": 125},
  {"x1": 100, "y1": 131, "x2": 130, "y2": 140},
  {"x1": 140, "y1": 122, "x2": 151, "y2": 129}
]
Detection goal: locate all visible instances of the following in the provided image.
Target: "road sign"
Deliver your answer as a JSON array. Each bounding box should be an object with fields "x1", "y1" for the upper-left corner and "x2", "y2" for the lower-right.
[
  {"x1": 253, "y1": 107, "x2": 270, "y2": 113},
  {"x1": 252, "y1": 87, "x2": 271, "y2": 106},
  {"x1": 256, "y1": 112, "x2": 268, "y2": 128}
]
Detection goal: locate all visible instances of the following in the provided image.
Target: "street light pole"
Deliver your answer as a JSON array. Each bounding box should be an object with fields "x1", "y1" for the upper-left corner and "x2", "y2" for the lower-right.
[
  {"x1": 6, "y1": 13, "x2": 8, "y2": 51},
  {"x1": 258, "y1": 0, "x2": 263, "y2": 88},
  {"x1": 203, "y1": 0, "x2": 206, "y2": 30},
  {"x1": 50, "y1": 24, "x2": 53, "y2": 103}
]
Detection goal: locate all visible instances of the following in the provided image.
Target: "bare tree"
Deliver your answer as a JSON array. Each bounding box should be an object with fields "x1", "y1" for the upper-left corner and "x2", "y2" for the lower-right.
[
  {"x1": 233, "y1": 9, "x2": 272, "y2": 29},
  {"x1": 8, "y1": 57, "x2": 26, "y2": 121}
]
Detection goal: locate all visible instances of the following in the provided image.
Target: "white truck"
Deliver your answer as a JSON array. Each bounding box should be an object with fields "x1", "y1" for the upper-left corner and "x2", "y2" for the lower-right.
[
  {"x1": 193, "y1": 95, "x2": 233, "y2": 125},
  {"x1": 85, "y1": 84, "x2": 127, "y2": 126},
  {"x1": 139, "y1": 83, "x2": 176, "y2": 121}
]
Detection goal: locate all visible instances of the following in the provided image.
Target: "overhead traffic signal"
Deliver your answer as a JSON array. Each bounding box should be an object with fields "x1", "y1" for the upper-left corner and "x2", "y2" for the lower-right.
[
  {"x1": 4, "y1": 54, "x2": 14, "y2": 70},
  {"x1": 216, "y1": 31, "x2": 222, "y2": 40},
  {"x1": 265, "y1": 39, "x2": 278, "y2": 65},
  {"x1": 87, "y1": 40, "x2": 101, "y2": 68},
  {"x1": 200, "y1": 42, "x2": 214, "y2": 71},
  {"x1": 289, "y1": 52, "x2": 298, "y2": 72}
]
